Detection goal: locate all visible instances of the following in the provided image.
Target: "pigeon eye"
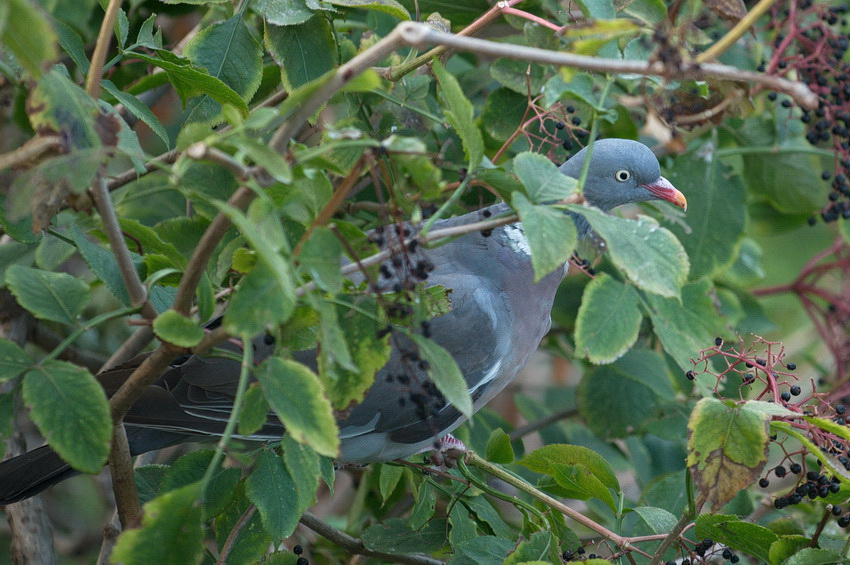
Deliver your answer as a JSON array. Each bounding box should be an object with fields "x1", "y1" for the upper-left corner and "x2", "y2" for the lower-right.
[{"x1": 615, "y1": 169, "x2": 631, "y2": 182}]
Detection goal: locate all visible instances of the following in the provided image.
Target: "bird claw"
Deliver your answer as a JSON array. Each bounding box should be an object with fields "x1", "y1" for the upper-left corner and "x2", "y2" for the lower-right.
[{"x1": 426, "y1": 434, "x2": 467, "y2": 469}]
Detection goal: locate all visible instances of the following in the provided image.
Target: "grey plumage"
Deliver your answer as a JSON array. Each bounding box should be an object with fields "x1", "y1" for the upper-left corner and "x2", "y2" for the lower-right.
[{"x1": 0, "y1": 139, "x2": 686, "y2": 503}]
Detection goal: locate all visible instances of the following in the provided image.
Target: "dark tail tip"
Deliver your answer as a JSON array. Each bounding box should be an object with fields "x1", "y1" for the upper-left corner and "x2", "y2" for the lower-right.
[{"x1": 0, "y1": 446, "x2": 77, "y2": 504}]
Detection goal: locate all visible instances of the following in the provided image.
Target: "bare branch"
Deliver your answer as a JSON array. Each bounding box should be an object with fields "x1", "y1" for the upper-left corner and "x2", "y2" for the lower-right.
[
  {"x1": 395, "y1": 22, "x2": 818, "y2": 109},
  {"x1": 0, "y1": 135, "x2": 64, "y2": 171},
  {"x1": 85, "y1": 0, "x2": 122, "y2": 98}
]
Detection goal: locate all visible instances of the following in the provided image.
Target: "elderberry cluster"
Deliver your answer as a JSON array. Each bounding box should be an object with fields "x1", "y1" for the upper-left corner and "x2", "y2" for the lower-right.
[
  {"x1": 770, "y1": 469, "x2": 850, "y2": 529},
  {"x1": 762, "y1": 2, "x2": 850, "y2": 223}
]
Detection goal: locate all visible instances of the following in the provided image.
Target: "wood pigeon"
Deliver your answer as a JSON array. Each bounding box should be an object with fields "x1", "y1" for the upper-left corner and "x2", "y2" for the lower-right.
[{"x1": 0, "y1": 139, "x2": 686, "y2": 503}]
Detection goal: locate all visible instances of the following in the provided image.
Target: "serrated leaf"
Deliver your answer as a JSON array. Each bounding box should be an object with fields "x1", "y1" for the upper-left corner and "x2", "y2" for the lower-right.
[
  {"x1": 101, "y1": 79, "x2": 170, "y2": 149},
  {"x1": 153, "y1": 310, "x2": 204, "y2": 347},
  {"x1": 410, "y1": 334, "x2": 472, "y2": 418},
  {"x1": 324, "y1": 0, "x2": 410, "y2": 19},
  {"x1": 266, "y1": 17, "x2": 337, "y2": 91},
  {"x1": 281, "y1": 434, "x2": 321, "y2": 512},
  {"x1": 28, "y1": 69, "x2": 100, "y2": 149},
  {"x1": 666, "y1": 149, "x2": 746, "y2": 279},
  {"x1": 68, "y1": 225, "x2": 131, "y2": 306},
  {"x1": 224, "y1": 261, "x2": 296, "y2": 337},
  {"x1": 519, "y1": 444, "x2": 620, "y2": 502},
  {"x1": 54, "y1": 18, "x2": 89, "y2": 74},
  {"x1": 183, "y1": 15, "x2": 263, "y2": 125},
  {"x1": 409, "y1": 481, "x2": 436, "y2": 529},
  {"x1": 631, "y1": 506, "x2": 678, "y2": 534},
  {"x1": 645, "y1": 279, "x2": 724, "y2": 371},
  {"x1": 568, "y1": 205, "x2": 689, "y2": 298},
  {"x1": 0, "y1": 339, "x2": 32, "y2": 382},
  {"x1": 245, "y1": 448, "x2": 299, "y2": 539},
  {"x1": 503, "y1": 530, "x2": 556, "y2": 564},
  {"x1": 512, "y1": 193, "x2": 577, "y2": 281},
  {"x1": 578, "y1": 349, "x2": 674, "y2": 438},
  {"x1": 432, "y1": 58, "x2": 483, "y2": 169},
  {"x1": 111, "y1": 483, "x2": 205, "y2": 565},
  {"x1": 256, "y1": 0, "x2": 315, "y2": 26},
  {"x1": 514, "y1": 152, "x2": 578, "y2": 203},
  {"x1": 299, "y1": 227, "x2": 343, "y2": 293},
  {"x1": 238, "y1": 383, "x2": 269, "y2": 436},
  {"x1": 5, "y1": 265, "x2": 89, "y2": 324},
  {"x1": 157, "y1": 451, "x2": 240, "y2": 518},
  {"x1": 129, "y1": 50, "x2": 248, "y2": 115},
  {"x1": 361, "y1": 517, "x2": 447, "y2": 554},
  {"x1": 480, "y1": 87, "x2": 527, "y2": 142},
  {"x1": 23, "y1": 361, "x2": 110, "y2": 474},
  {"x1": 452, "y1": 536, "x2": 514, "y2": 565},
  {"x1": 686, "y1": 398, "x2": 770, "y2": 511},
  {"x1": 1, "y1": 0, "x2": 58, "y2": 78},
  {"x1": 574, "y1": 274, "x2": 641, "y2": 364},
  {"x1": 256, "y1": 357, "x2": 339, "y2": 457},
  {"x1": 695, "y1": 514, "x2": 777, "y2": 563}
]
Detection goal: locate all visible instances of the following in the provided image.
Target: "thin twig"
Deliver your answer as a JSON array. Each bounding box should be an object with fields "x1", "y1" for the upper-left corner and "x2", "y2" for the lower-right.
[
  {"x1": 508, "y1": 407, "x2": 578, "y2": 441},
  {"x1": 299, "y1": 512, "x2": 444, "y2": 565},
  {"x1": 85, "y1": 0, "x2": 122, "y2": 98},
  {"x1": 395, "y1": 22, "x2": 818, "y2": 109},
  {"x1": 696, "y1": 0, "x2": 779, "y2": 63},
  {"x1": 0, "y1": 135, "x2": 64, "y2": 170},
  {"x1": 216, "y1": 505, "x2": 256, "y2": 564}
]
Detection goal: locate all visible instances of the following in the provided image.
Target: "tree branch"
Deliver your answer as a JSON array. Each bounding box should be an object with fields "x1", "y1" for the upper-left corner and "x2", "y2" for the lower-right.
[
  {"x1": 85, "y1": 0, "x2": 122, "y2": 98},
  {"x1": 299, "y1": 512, "x2": 444, "y2": 565},
  {"x1": 0, "y1": 135, "x2": 64, "y2": 171},
  {"x1": 395, "y1": 22, "x2": 818, "y2": 109}
]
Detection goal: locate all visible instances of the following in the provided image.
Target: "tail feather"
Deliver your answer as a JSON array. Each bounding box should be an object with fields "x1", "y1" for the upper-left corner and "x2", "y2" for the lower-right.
[{"x1": 0, "y1": 446, "x2": 77, "y2": 504}]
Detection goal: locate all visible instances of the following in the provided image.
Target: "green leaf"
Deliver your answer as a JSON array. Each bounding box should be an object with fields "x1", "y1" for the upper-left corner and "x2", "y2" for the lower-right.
[
  {"x1": 183, "y1": 14, "x2": 263, "y2": 125},
  {"x1": 621, "y1": 0, "x2": 667, "y2": 24},
  {"x1": 776, "y1": 547, "x2": 843, "y2": 565},
  {"x1": 323, "y1": 0, "x2": 411, "y2": 19},
  {"x1": 630, "y1": 506, "x2": 678, "y2": 534},
  {"x1": 686, "y1": 398, "x2": 770, "y2": 511},
  {"x1": 215, "y1": 202, "x2": 297, "y2": 327},
  {"x1": 245, "y1": 448, "x2": 300, "y2": 539},
  {"x1": 53, "y1": 18, "x2": 89, "y2": 74},
  {"x1": 361, "y1": 517, "x2": 448, "y2": 554},
  {"x1": 480, "y1": 87, "x2": 527, "y2": 142},
  {"x1": 410, "y1": 334, "x2": 473, "y2": 418},
  {"x1": 256, "y1": 0, "x2": 315, "y2": 26},
  {"x1": 129, "y1": 50, "x2": 248, "y2": 115},
  {"x1": 695, "y1": 514, "x2": 778, "y2": 563},
  {"x1": 68, "y1": 225, "x2": 131, "y2": 306},
  {"x1": 111, "y1": 483, "x2": 205, "y2": 565},
  {"x1": 23, "y1": 361, "x2": 111, "y2": 474},
  {"x1": 567, "y1": 205, "x2": 689, "y2": 298},
  {"x1": 0, "y1": 339, "x2": 32, "y2": 382},
  {"x1": 157, "y1": 451, "x2": 240, "y2": 519},
  {"x1": 485, "y1": 428, "x2": 515, "y2": 464},
  {"x1": 281, "y1": 434, "x2": 321, "y2": 512},
  {"x1": 255, "y1": 357, "x2": 339, "y2": 458},
  {"x1": 645, "y1": 279, "x2": 724, "y2": 371},
  {"x1": 135, "y1": 465, "x2": 170, "y2": 504},
  {"x1": 514, "y1": 152, "x2": 578, "y2": 203},
  {"x1": 214, "y1": 484, "x2": 273, "y2": 563},
  {"x1": 543, "y1": 73, "x2": 599, "y2": 109},
  {"x1": 448, "y1": 501, "x2": 477, "y2": 545},
  {"x1": 666, "y1": 148, "x2": 746, "y2": 280},
  {"x1": 153, "y1": 310, "x2": 204, "y2": 347},
  {"x1": 379, "y1": 462, "x2": 404, "y2": 503},
  {"x1": 503, "y1": 530, "x2": 556, "y2": 564},
  {"x1": 317, "y1": 300, "x2": 356, "y2": 371},
  {"x1": 28, "y1": 69, "x2": 101, "y2": 149},
  {"x1": 265, "y1": 17, "x2": 337, "y2": 91},
  {"x1": 101, "y1": 79, "x2": 170, "y2": 149},
  {"x1": 409, "y1": 481, "x2": 436, "y2": 529},
  {"x1": 432, "y1": 58, "x2": 483, "y2": 169},
  {"x1": 520, "y1": 444, "x2": 619, "y2": 490},
  {"x1": 578, "y1": 349, "x2": 674, "y2": 438},
  {"x1": 512, "y1": 193, "x2": 577, "y2": 281},
  {"x1": 5, "y1": 264, "x2": 89, "y2": 324},
  {"x1": 490, "y1": 58, "x2": 546, "y2": 96},
  {"x1": 0, "y1": 0, "x2": 58, "y2": 78},
  {"x1": 224, "y1": 261, "x2": 296, "y2": 337},
  {"x1": 452, "y1": 536, "x2": 513, "y2": 565},
  {"x1": 299, "y1": 227, "x2": 343, "y2": 293},
  {"x1": 574, "y1": 274, "x2": 641, "y2": 364},
  {"x1": 238, "y1": 383, "x2": 269, "y2": 436}
]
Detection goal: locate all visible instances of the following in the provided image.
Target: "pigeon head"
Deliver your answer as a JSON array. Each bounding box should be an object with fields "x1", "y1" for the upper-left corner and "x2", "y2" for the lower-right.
[{"x1": 559, "y1": 139, "x2": 687, "y2": 212}]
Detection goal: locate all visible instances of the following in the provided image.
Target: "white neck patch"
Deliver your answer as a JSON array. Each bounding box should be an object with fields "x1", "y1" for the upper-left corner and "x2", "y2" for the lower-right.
[{"x1": 503, "y1": 224, "x2": 531, "y2": 256}]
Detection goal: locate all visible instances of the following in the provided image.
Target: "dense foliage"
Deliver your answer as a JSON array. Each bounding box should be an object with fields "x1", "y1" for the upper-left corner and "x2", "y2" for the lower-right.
[{"x1": 1, "y1": 0, "x2": 850, "y2": 563}]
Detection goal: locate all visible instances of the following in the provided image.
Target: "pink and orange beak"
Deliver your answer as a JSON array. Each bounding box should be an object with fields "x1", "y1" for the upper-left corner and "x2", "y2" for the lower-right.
[{"x1": 643, "y1": 176, "x2": 688, "y2": 212}]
